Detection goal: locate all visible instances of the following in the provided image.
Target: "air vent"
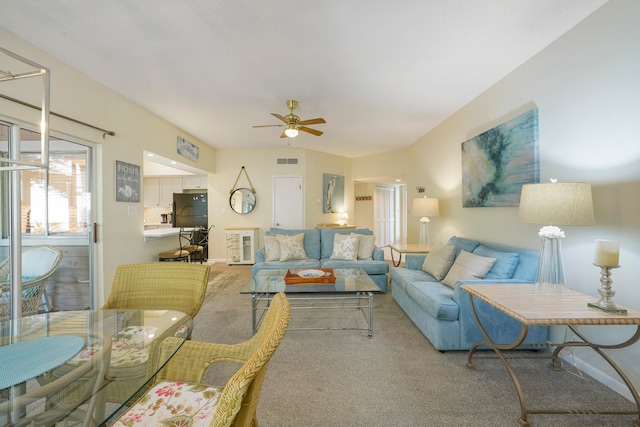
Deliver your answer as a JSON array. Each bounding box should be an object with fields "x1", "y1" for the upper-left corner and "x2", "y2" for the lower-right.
[{"x1": 276, "y1": 158, "x2": 298, "y2": 165}]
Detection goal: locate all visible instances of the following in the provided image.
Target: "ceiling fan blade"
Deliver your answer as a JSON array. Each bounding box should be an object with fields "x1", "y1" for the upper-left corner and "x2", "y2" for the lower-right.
[
  {"x1": 299, "y1": 118, "x2": 326, "y2": 126},
  {"x1": 252, "y1": 124, "x2": 284, "y2": 128},
  {"x1": 299, "y1": 126, "x2": 323, "y2": 136},
  {"x1": 271, "y1": 113, "x2": 288, "y2": 123}
]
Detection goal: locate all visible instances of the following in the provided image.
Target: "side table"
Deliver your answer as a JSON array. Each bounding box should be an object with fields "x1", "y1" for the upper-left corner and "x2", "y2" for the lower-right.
[
  {"x1": 462, "y1": 284, "x2": 640, "y2": 427},
  {"x1": 388, "y1": 243, "x2": 433, "y2": 267}
]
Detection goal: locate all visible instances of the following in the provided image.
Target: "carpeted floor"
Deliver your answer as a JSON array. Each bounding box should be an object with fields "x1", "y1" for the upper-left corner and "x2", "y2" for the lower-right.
[{"x1": 191, "y1": 262, "x2": 637, "y2": 426}]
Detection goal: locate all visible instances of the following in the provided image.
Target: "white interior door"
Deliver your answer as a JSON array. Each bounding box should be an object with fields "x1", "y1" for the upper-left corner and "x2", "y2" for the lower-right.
[
  {"x1": 374, "y1": 186, "x2": 396, "y2": 247},
  {"x1": 273, "y1": 175, "x2": 303, "y2": 229}
]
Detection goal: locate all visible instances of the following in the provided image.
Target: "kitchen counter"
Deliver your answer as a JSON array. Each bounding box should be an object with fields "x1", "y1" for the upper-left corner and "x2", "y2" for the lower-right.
[{"x1": 143, "y1": 226, "x2": 197, "y2": 241}]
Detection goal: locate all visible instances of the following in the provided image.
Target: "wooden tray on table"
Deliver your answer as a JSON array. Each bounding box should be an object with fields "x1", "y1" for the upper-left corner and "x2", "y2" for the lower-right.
[{"x1": 285, "y1": 268, "x2": 336, "y2": 285}]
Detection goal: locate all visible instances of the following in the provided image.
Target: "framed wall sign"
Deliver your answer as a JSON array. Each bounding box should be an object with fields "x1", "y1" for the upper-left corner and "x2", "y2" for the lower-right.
[{"x1": 115, "y1": 160, "x2": 140, "y2": 202}]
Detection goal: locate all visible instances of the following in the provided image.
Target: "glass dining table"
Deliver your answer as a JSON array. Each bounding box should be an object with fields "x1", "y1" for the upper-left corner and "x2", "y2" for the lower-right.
[{"x1": 0, "y1": 308, "x2": 192, "y2": 426}]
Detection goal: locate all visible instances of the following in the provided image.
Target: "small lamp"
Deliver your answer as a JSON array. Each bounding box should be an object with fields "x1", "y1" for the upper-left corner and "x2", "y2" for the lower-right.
[
  {"x1": 412, "y1": 197, "x2": 439, "y2": 246},
  {"x1": 518, "y1": 181, "x2": 594, "y2": 293},
  {"x1": 284, "y1": 125, "x2": 299, "y2": 138},
  {"x1": 340, "y1": 212, "x2": 349, "y2": 226}
]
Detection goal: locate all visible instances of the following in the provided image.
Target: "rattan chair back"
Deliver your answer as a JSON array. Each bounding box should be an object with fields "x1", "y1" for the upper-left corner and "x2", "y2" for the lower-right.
[
  {"x1": 103, "y1": 262, "x2": 210, "y2": 318},
  {"x1": 155, "y1": 292, "x2": 290, "y2": 427}
]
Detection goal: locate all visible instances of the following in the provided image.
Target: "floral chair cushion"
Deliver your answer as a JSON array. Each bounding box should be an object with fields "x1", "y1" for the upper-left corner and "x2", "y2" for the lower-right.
[
  {"x1": 111, "y1": 380, "x2": 222, "y2": 426},
  {"x1": 68, "y1": 325, "x2": 159, "y2": 368}
]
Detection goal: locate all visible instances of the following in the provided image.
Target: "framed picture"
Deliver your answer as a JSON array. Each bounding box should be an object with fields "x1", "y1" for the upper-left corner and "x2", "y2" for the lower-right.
[
  {"x1": 461, "y1": 108, "x2": 539, "y2": 207},
  {"x1": 177, "y1": 136, "x2": 199, "y2": 162},
  {"x1": 323, "y1": 173, "x2": 344, "y2": 213},
  {"x1": 115, "y1": 160, "x2": 140, "y2": 202}
]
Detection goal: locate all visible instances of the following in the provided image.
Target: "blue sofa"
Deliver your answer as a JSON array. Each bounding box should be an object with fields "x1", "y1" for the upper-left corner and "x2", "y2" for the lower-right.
[
  {"x1": 390, "y1": 236, "x2": 548, "y2": 351},
  {"x1": 253, "y1": 228, "x2": 389, "y2": 291}
]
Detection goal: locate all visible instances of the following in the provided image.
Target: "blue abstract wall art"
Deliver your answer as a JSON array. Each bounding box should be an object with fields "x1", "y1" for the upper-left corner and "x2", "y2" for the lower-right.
[{"x1": 461, "y1": 108, "x2": 539, "y2": 207}]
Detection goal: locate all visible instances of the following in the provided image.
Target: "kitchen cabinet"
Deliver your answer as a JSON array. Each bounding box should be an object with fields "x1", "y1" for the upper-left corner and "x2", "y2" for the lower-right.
[
  {"x1": 225, "y1": 227, "x2": 258, "y2": 265},
  {"x1": 144, "y1": 177, "x2": 183, "y2": 207},
  {"x1": 182, "y1": 175, "x2": 208, "y2": 190}
]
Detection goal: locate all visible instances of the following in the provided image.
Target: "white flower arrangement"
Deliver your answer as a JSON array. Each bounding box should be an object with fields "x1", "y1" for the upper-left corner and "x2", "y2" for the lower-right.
[
  {"x1": 538, "y1": 225, "x2": 565, "y2": 239},
  {"x1": 419, "y1": 216, "x2": 430, "y2": 223}
]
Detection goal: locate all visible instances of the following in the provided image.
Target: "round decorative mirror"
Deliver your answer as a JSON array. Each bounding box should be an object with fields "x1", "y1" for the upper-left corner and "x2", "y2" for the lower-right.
[{"x1": 229, "y1": 188, "x2": 256, "y2": 214}]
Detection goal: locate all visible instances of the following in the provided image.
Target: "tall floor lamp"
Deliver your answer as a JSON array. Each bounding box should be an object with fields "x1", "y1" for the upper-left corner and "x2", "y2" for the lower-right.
[
  {"x1": 412, "y1": 197, "x2": 439, "y2": 246},
  {"x1": 518, "y1": 181, "x2": 594, "y2": 293}
]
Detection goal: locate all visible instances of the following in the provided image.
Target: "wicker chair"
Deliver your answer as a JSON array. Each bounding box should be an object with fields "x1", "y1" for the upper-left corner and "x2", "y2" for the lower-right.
[
  {"x1": 0, "y1": 245, "x2": 63, "y2": 319},
  {"x1": 111, "y1": 293, "x2": 290, "y2": 427},
  {"x1": 103, "y1": 262, "x2": 210, "y2": 317},
  {"x1": 100, "y1": 262, "x2": 210, "y2": 404}
]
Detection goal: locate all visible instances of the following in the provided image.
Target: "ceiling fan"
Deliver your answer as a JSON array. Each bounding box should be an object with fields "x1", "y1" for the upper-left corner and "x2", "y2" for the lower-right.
[{"x1": 253, "y1": 100, "x2": 326, "y2": 138}]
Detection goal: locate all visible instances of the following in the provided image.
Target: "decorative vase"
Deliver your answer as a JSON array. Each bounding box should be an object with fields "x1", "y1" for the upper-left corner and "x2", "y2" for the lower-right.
[{"x1": 535, "y1": 237, "x2": 567, "y2": 294}]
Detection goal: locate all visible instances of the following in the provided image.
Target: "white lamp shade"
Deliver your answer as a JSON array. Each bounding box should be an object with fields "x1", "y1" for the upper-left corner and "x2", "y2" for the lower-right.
[
  {"x1": 412, "y1": 197, "x2": 439, "y2": 217},
  {"x1": 284, "y1": 127, "x2": 299, "y2": 138},
  {"x1": 518, "y1": 182, "x2": 594, "y2": 226}
]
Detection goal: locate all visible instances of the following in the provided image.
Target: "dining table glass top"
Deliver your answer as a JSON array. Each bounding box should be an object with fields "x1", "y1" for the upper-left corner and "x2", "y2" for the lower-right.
[{"x1": 0, "y1": 308, "x2": 192, "y2": 426}]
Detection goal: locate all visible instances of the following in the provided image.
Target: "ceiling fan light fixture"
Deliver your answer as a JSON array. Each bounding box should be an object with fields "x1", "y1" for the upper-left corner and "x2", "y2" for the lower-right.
[{"x1": 284, "y1": 126, "x2": 299, "y2": 138}]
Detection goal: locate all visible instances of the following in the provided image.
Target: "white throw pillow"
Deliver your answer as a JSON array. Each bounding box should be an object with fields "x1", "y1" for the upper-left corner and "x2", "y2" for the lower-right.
[
  {"x1": 351, "y1": 233, "x2": 375, "y2": 260},
  {"x1": 264, "y1": 235, "x2": 281, "y2": 262},
  {"x1": 442, "y1": 250, "x2": 497, "y2": 288},
  {"x1": 421, "y1": 243, "x2": 456, "y2": 280},
  {"x1": 330, "y1": 233, "x2": 360, "y2": 261},
  {"x1": 277, "y1": 233, "x2": 307, "y2": 261}
]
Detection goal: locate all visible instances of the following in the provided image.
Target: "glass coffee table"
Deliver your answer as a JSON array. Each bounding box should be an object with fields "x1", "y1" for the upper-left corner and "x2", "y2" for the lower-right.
[{"x1": 241, "y1": 268, "x2": 381, "y2": 338}]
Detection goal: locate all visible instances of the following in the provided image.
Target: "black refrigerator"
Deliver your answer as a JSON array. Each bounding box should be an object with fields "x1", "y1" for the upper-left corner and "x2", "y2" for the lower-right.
[{"x1": 173, "y1": 193, "x2": 208, "y2": 228}]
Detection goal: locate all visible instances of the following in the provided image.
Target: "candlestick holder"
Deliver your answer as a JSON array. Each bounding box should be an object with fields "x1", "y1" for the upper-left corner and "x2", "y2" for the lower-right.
[{"x1": 587, "y1": 264, "x2": 627, "y2": 314}]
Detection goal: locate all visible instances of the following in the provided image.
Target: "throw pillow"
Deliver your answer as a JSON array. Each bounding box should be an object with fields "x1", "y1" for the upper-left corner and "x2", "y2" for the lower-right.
[
  {"x1": 421, "y1": 243, "x2": 456, "y2": 280},
  {"x1": 330, "y1": 233, "x2": 360, "y2": 261},
  {"x1": 277, "y1": 233, "x2": 307, "y2": 261},
  {"x1": 442, "y1": 250, "x2": 497, "y2": 288},
  {"x1": 472, "y1": 245, "x2": 520, "y2": 279},
  {"x1": 351, "y1": 233, "x2": 375, "y2": 260},
  {"x1": 264, "y1": 235, "x2": 281, "y2": 262}
]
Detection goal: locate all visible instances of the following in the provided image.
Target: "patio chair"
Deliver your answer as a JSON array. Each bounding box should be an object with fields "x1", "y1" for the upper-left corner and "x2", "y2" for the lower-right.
[
  {"x1": 0, "y1": 245, "x2": 64, "y2": 319},
  {"x1": 111, "y1": 292, "x2": 290, "y2": 427}
]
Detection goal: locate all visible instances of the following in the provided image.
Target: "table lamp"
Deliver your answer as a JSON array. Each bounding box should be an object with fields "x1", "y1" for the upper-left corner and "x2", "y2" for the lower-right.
[
  {"x1": 412, "y1": 197, "x2": 439, "y2": 245},
  {"x1": 518, "y1": 181, "x2": 594, "y2": 293}
]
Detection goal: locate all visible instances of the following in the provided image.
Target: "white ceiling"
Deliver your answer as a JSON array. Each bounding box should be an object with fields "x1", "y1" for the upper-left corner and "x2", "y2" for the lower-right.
[{"x1": 0, "y1": 1, "x2": 608, "y2": 159}]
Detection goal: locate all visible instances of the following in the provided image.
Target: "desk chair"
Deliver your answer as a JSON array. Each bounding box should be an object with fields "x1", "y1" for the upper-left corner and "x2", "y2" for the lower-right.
[
  {"x1": 0, "y1": 245, "x2": 63, "y2": 319},
  {"x1": 111, "y1": 293, "x2": 290, "y2": 427}
]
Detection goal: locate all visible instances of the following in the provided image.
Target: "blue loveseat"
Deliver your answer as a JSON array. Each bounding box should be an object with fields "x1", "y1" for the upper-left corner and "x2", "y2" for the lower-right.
[
  {"x1": 252, "y1": 227, "x2": 389, "y2": 291},
  {"x1": 390, "y1": 236, "x2": 548, "y2": 351}
]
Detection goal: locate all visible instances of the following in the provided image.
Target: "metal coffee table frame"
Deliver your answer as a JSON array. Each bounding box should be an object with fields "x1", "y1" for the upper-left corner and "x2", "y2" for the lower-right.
[{"x1": 241, "y1": 268, "x2": 381, "y2": 338}]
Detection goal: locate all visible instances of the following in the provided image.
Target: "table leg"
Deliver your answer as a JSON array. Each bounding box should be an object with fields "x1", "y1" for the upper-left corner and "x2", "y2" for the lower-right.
[
  {"x1": 389, "y1": 247, "x2": 401, "y2": 267},
  {"x1": 367, "y1": 292, "x2": 374, "y2": 338},
  {"x1": 466, "y1": 292, "x2": 532, "y2": 426},
  {"x1": 251, "y1": 294, "x2": 258, "y2": 335}
]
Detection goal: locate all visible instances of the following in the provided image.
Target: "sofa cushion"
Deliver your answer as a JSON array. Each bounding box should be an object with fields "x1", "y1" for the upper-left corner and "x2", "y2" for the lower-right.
[
  {"x1": 277, "y1": 233, "x2": 307, "y2": 261},
  {"x1": 320, "y1": 228, "x2": 373, "y2": 259},
  {"x1": 447, "y1": 236, "x2": 481, "y2": 258},
  {"x1": 352, "y1": 233, "x2": 375, "y2": 260},
  {"x1": 406, "y1": 282, "x2": 458, "y2": 321},
  {"x1": 390, "y1": 266, "x2": 439, "y2": 292},
  {"x1": 473, "y1": 245, "x2": 520, "y2": 279},
  {"x1": 442, "y1": 250, "x2": 496, "y2": 287},
  {"x1": 269, "y1": 228, "x2": 321, "y2": 260},
  {"x1": 264, "y1": 235, "x2": 281, "y2": 262},
  {"x1": 330, "y1": 233, "x2": 359, "y2": 261},
  {"x1": 421, "y1": 243, "x2": 456, "y2": 280}
]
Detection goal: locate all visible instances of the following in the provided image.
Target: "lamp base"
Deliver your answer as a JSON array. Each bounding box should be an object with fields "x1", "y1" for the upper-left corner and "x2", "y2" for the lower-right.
[
  {"x1": 418, "y1": 221, "x2": 430, "y2": 246},
  {"x1": 588, "y1": 265, "x2": 627, "y2": 315},
  {"x1": 587, "y1": 301, "x2": 627, "y2": 315}
]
